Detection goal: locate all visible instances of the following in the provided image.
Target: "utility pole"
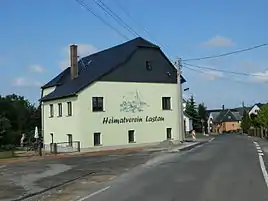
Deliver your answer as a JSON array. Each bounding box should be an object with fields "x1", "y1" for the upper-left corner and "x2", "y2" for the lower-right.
[{"x1": 176, "y1": 59, "x2": 185, "y2": 142}]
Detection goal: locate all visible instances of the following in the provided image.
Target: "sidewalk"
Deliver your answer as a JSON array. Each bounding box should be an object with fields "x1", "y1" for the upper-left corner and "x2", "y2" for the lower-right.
[
  {"x1": 0, "y1": 139, "x2": 210, "y2": 201},
  {"x1": 0, "y1": 138, "x2": 209, "y2": 166},
  {"x1": 0, "y1": 145, "x2": 152, "y2": 165}
]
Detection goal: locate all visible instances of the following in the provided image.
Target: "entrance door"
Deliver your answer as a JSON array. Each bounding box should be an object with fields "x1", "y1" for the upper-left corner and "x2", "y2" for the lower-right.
[
  {"x1": 94, "y1": 132, "x2": 101, "y2": 146},
  {"x1": 166, "y1": 128, "x2": 172, "y2": 140}
]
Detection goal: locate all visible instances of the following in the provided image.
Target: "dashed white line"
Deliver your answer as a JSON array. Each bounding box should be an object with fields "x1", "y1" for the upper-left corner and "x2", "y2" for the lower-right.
[
  {"x1": 76, "y1": 186, "x2": 111, "y2": 201},
  {"x1": 0, "y1": 165, "x2": 6, "y2": 169},
  {"x1": 258, "y1": 155, "x2": 268, "y2": 189},
  {"x1": 253, "y1": 141, "x2": 268, "y2": 189}
]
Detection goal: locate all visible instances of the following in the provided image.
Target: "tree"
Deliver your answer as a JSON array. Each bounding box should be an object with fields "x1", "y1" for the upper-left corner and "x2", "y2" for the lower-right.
[
  {"x1": 241, "y1": 110, "x2": 251, "y2": 133},
  {"x1": 185, "y1": 95, "x2": 199, "y2": 130},
  {"x1": 256, "y1": 104, "x2": 268, "y2": 129},
  {"x1": 197, "y1": 103, "x2": 208, "y2": 133},
  {"x1": 0, "y1": 94, "x2": 41, "y2": 146},
  {"x1": 0, "y1": 116, "x2": 11, "y2": 142},
  {"x1": 250, "y1": 113, "x2": 260, "y2": 127}
]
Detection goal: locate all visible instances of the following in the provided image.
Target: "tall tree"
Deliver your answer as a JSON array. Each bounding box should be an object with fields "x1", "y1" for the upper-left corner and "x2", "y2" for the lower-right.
[
  {"x1": 185, "y1": 95, "x2": 199, "y2": 130},
  {"x1": 197, "y1": 103, "x2": 208, "y2": 132},
  {"x1": 241, "y1": 110, "x2": 251, "y2": 133},
  {"x1": 256, "y1": 104, "x2": 268, "y2": 129}
]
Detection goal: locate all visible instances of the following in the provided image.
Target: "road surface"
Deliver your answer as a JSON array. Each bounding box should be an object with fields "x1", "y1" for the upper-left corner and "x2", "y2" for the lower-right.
[{"x1": 78, "y1": 134, "x2": 268, "y2": 201}]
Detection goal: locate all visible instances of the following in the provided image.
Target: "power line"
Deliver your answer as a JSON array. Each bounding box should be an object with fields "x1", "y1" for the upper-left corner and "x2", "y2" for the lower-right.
[
  {"x1": 183, "y1": 65, "x2": 255, "y2": 84},
  {"x1": 182, "y1": 43, "x2": 268, "y2": 62},
  {"x1": 75, "y1": 0, "x2": 129, "y2": 40},
  {"x1": 92, "y1": 0, "x2": 139, "y2": 37},
  {"x1": 183, "y1": 63, "x2": 267, "y2": 77},
  {"x1": 113, "y1": 0, "x2": 161, "y2": 45}
]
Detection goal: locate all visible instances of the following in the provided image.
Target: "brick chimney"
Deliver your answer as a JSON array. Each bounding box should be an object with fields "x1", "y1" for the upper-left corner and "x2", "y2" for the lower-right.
[{"x1": 70, "y1": 44, "x2": 78, "y2": 80}]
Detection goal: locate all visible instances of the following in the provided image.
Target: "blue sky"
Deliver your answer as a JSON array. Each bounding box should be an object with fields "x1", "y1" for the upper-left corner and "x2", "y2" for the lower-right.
[{"x1": 1, "y1": 0, "x2": 268, "y2": 109}]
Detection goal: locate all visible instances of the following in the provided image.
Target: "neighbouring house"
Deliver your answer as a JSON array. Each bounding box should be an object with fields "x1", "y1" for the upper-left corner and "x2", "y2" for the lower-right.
[
  {"x1": 183, "y1": 112, "x2": 193, "y2": 133},
  {"x1": 182, "y1": 98, "x2": 193, "y2": 133},
  {"x1": 40, "y1": 37, "x2": 187, "y2": 151},
  {"x1": 207, "y1": 105, "x2": 243, "y2": 133},
  {"x1": 248, "y1": 103, "x2": 264, "y2": 116}
]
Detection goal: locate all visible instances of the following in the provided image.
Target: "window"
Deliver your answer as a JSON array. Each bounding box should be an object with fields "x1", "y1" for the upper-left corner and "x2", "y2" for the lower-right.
[
  {"x1": 162, "y1": 97, "x2": 171, "y2": 110},
  {"x1": 166, "y1": 128, "x2": 172, "y2": 139},
  {"x1": 92, "y1": 97, "x2": 104, "y2": 112},
  {"x1": 67, "y1": 102, "x2": 72, "y2": 116},
  {"x1": 94, "y1": 132, "x2": 101, "y2": 146},
  {"x1": 49, "y1": 104, "x2": 54, "y2": 117},
  {"x1": 50, "y1": 133, "x2": 54, "y2": 144},
  {"x1": 128, "y1": 130, "x2": 135, "y2": 143},
  {"x1": 146, "y1": 61, "x2": 152, "y2": 71},
  {"x1": 58, "y1": 103, "x2": 62, "y2": 117},
  {"x1": 67, "y1": 134, "x2": 73, "y2": 147}
]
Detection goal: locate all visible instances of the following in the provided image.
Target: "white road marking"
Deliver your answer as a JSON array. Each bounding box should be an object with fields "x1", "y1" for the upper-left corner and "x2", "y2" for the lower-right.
[
  {"x1": 76, "y1": 186, "x2": 111, "y2": 201},
  {"x1": 257, "y1": 147, "x2": 262, "y2": 150},
  {"x1": 258, "y1": 155, "x2": 268, "y2": 189},
  {"x1": 258, "y1": 150, "x2": 263, "y2": 153},
  {"x1": 0, "y1": 165, "x2": 6, "y2": 169}
]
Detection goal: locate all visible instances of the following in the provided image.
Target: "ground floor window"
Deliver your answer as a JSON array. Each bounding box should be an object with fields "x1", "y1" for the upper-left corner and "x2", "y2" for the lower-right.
[
  {"x1": 128, "y1": 130, "x2": 135, "y2": 143},
  {"x1": 67, "y1": 134, "x2": 73, "y2": 147},
  {"x1": 50, "y1": 133, "x2": 54, "y2": 144},
  {"x1": 166, "y1": 128, "x2": 172, "y2": 139},
  {"x1": 94, "y1": 132, "x2": 101, "y2": 146}
]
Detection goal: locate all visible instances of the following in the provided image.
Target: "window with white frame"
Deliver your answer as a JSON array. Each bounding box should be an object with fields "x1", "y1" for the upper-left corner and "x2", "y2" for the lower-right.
[
  {"x1": 92, "y1": 97, "x2": 104, "y2": 112},
  {"x1": 67, "y1": 102, "x2": 72, "y2": 116},
  {"x1": 49, "y1": 104, "x2": 54, "y2": 117}
]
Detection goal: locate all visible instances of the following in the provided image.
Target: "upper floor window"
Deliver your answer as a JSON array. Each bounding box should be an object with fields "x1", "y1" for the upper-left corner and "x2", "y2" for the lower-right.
[
  {"x1": 58, "y1": 103, "x2": 62, "y2": 117},
  {"x1": 67, "y1": 102, "x2": 72, "y2": 116},
  {"x1": 92, "y1": 97, "x2": 104, "y2": 112},
  {"x1": 162, "y1": 97, "x2": 171, "y2": 110},
  {"x1": 49, "y1": 104, "x2": 54, "y2": 117}
]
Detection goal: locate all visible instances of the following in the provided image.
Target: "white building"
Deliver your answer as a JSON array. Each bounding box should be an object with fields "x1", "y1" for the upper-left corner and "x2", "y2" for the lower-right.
[
  {"x1": 183, "y1": 113, "x2": 193, "y2": 133},
  {"x1": 248, "y1": 103, "x2": 263, "y2": 116},
  {"x1": 182, "y1": 98, "x2": 193, "y2": 133},
  {"x1": 40, "y1": 37, "x2": 186, "y2": 151}
]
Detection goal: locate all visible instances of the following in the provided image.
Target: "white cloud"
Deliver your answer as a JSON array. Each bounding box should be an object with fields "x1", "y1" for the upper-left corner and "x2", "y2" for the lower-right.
[
  {"x1": 250, "y1": 70, "x2": 268, "y2": 83},
  {"x1": 201, "y1": 35, "x2": 234, "y2": 47},
  {"x1": 29, "y1": 64, "x2": 45, "y2": 73},
  {"x1": 201, "y1": 70, "x2": 224, "y2": 80},
  {"x1": 12, "y1": 77, "x2": 42, "y2": 88},
  {"x1": 59, "y1": 43, "x2": 98, "y2": 70}
]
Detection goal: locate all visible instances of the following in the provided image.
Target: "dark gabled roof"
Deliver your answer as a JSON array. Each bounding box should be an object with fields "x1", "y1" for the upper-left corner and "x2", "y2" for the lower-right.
[
  {"x1": 214, "y1": 109, "x2": 239, "y2": 123},
  {"x1": 249, "y1": 103, "x2": 266, "y2": 112},
  {"x1": 41, "y1": 37, "x2": 186, "y2": 101},
  {"x1": 41, "y1": 67, "x2": 71, "y2": 89}
]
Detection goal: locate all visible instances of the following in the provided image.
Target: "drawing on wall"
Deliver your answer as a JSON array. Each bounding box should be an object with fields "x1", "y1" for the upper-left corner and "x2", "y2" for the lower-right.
[{"x1": 120, "y1": 90, "x2": 149, "y2": 113}]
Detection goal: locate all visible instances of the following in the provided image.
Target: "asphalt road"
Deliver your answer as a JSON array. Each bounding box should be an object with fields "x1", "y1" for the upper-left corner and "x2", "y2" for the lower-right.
[{"x1": 79, "y1": 134, "x2": 268, "y2": 201}]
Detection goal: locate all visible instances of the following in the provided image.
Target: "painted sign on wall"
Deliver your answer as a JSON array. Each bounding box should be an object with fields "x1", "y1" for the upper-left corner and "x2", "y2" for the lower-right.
[
  {"x1": 120, "y1": 90, "x2": 149, "y2": 113},
  {"x1": 103, "y1": 116, "x2": 164, "y2": 124}
]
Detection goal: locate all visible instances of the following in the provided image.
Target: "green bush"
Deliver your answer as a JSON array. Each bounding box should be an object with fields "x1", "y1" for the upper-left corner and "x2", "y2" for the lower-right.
[{"x1": 0, "y1": 144, "x2": 15, "y2": 151}]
